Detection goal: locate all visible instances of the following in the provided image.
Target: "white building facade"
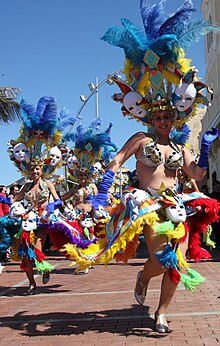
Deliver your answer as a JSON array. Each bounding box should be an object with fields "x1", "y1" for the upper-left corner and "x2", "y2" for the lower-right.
[{"x1": 201, "y1": 0, "x2": 220, "y2": 190}]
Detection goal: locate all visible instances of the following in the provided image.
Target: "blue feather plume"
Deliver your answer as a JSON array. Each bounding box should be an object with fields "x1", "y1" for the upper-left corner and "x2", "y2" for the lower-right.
[
  {"x1": 57, "y1": 108, "x2": 81, "y2": 131},
  {"x1": 64, "y1": 118, "x2": 118, "y2": 165},
  {"x1": 155, "y1": 244, "x2": 178, "y2": 269},
  {"x1": 27, "y1": 247, "x2": 37, "y2": 261},
  {"x1": 35, "y1": 96, "x2": 58, "y2": 134},
  {"x1": 20, "y1": 99, "x2": 35, "y2": 129},
  {"x1": 140, "y1": 0, "x2": 166, "y2": 40},
  {"x1": 176, "y1": 19, "x2": 220, "y2": 49},
  {"x1": 17, "y1": 244, "x2": 26, "y2": 258},
  {"x1": 21, "y1": 96, "x2": 59, "y2": 135},
  {"x1": 89, "y1": 117, "x2": 102, "y2": 132},
  {"x1": 150, "y1": 34, "x2": 178, "y2": 64},
  {"x1": 101, "y1": 22, "x2": 147, "y2": 65},
  {"x1": 156, "y1": 0, "x2": 196, "y2": 38}
]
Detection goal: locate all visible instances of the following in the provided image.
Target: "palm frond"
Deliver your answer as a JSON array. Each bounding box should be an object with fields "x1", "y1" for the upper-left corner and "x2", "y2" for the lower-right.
[
  {"x1": 0, "y1": 87, "x2": 21, "y2": 124},
  {"x1": 0, "y1": 98, "x2": 21, "y2": 124}
]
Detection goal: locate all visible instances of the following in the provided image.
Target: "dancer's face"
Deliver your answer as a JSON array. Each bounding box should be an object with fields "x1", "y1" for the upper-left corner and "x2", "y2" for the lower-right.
[
  {"x1": 30, "y1": 165, "x2": 43, "y2": 180},
  {"x1": 79, "y1": 171, "x2": 88, "y2": 185},
  {"x1": 153, "y1": 111, "x2": 173, "y2": 137}
]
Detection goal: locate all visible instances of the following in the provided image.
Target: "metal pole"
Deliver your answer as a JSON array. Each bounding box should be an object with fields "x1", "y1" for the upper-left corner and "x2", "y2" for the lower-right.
[
  {"x1": 119, "y1": 168, "x2": 122, "y2": 199},
  {"x1": 76, "y1": 67, "x2": 122, "y2": 117},
  {"x1": 95, "y1": 77, "x2": 99, "y2": 118}
]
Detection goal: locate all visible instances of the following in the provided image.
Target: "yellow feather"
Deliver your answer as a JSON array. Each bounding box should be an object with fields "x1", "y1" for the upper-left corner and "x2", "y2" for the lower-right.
[
  {"x1": 176, "y1": 248, "x2": 190, "y2": 269},
  {"x1": 10, "y1": 239, "x2": 21, "y2": 262},
  {"x1": 62, "y1": 211, "x2": 159, "y2": 270}
]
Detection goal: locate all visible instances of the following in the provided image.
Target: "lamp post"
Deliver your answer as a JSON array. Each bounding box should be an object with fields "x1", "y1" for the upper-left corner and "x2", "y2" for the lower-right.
[
  {"x1": 64, "y1": 67, "x2": 122, "y2": 191},
  {"x1": 77, "y1": 67, "x2": 122, "y2": 117}
]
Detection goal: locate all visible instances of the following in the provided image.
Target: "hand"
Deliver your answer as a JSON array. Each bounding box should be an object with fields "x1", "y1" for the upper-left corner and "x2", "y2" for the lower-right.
[
  {"x1": 202, "y1": 127, "x2": 218, "y2": 145},
  {"x1": 46, "y1": 199, "x2": 62, "y2": 213},
  {"x1": 86, "y1": 170, "x2": 115, "y2": 209},
  {"x1": 198, "y1": 127, "x2": 218, "y2": 170}
]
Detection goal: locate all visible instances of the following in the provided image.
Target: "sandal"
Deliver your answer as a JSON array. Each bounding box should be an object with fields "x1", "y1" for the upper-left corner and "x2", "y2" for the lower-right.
[
  {"x1": 42, "y1": 272, "x2": 50, "y2": 285},
  {"x1": 154, "y1": 311, "x2": 171, "y2": 333},
  {"x1": 27, "y1": 284, "x2": 36, "y2": 295},
  {"x1": 134, "y1": 270, "x2": 147, "y2": 305}
]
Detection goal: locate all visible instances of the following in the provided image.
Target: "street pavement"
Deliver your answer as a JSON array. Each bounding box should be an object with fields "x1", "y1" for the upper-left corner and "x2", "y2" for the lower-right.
[{"x1": 0, "y1": 248, "x2": 220, "y2": 346}]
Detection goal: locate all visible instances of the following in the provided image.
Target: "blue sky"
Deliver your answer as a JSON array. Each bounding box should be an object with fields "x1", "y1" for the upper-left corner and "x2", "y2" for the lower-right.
[{"x1": 0, "y1": 0, "x2": 205, "y2": 185}]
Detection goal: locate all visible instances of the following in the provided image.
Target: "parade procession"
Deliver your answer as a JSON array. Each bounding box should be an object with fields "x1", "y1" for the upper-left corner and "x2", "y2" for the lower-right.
[{"x1": 1, "y1": 0, "x2": 220, "y2": 344}]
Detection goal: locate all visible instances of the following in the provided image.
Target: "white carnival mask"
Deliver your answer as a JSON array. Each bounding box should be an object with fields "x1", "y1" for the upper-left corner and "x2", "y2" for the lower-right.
[
  {"x1": 67, "y1": 155, "x2": 78, "y2": 170},
  {"x1": 93, "y1": 162, "x2": 102, "y2": 174},
  {"x1": 22, "y1": 211, "x2": 38, "y2": 231},
  {"x1": 173, "y1": 83, "x2": 197, "y2": 112},
  {"x1": 122, "y1": 188, "x2": 148, "y2": 207},
  {"x1": 123, "y1": 92, "x2": 147, "y2": 118},
  {"x1": 49, "y1": 146, "x2": 62, "y2": 166},
  {"x1": 64, "y1": 205, "x2": 77, "y2": 220},
  {"x1": 165, "y1": 202, "x2": 186, "y2": 223},
  {"x1": 13, "y1": 143, "x2": 29, "y2": 162},
  {"x1": 10, "y1": 202, "x2": 26, "y2": 217},
  {"x1": 93, "y1": 205, "x2": 108, "y2": 219},
  {"x1": 80, "y1": 216, "x2": 94, "y2": 228}
]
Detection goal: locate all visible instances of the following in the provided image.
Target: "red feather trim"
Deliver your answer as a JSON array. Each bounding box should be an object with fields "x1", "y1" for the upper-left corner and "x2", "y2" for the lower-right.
[
  {"x1": 185, "y1": 197, "x2": 219, "y2": 262},
  {"x1": 21, "y1": 231, "x2": 30, "y2": 243},
  {"x1": 188, "y1": 232, "x2": 211, "y2": 262},
  {"x1": 20, "y1": 259, "x2": 28, "y2": 271},
  {"x1": 186, "y1": 198, "x2": 220, "y2": 233},
  {"x1": 35, "y1": 248, "x2": 46, "y2": 262},
  {"x1": 168, "y1": 268, "x2": 181, "y2": 284}
]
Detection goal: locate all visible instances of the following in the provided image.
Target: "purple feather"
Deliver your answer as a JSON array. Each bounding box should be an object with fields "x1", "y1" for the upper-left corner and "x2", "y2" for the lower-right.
[
  {"x1": 40, "y1": 223, "x2": 97, "y2": 249},
  {"x1": 140, "y1": 0, "x2": 166, "y2": 40},
  {"x1": 156, "y1": 0, "x2": 196, "y2": 37}
]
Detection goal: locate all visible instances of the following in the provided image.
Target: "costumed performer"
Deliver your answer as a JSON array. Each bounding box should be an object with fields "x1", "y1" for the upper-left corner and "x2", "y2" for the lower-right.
[
  {"x1": 6, "y1": 95, "x2": 82, "y2": 294},
  {"x1": 62, "y1": 0, "x2": 220, "y2": 333},
  {"x1": 62, "y1": 117, "x2": 117, "y2": 211},
  {"x1": 60, "y1": 118, "x2": 118, "y2": 271}
]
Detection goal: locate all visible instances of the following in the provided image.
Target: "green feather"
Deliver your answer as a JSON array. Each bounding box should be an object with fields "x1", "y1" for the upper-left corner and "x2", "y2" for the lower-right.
[
  {"x1": 181, "y1": 268, "x2": 205, "y2": 292},
  {"x1": 203, "y1": 225, "x2": 216, "y2": 249},
  {"x1": 153, "y1": 220, "x2": 175, "y2": 234},
  {"x1": 35, "y1": 260, "x2": 54, "y2": 274}
]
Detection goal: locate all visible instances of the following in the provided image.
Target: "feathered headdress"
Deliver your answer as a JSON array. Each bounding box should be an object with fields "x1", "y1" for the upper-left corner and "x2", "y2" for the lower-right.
[
  {"x1": 7, "y1": 96, "x2": 80, "y2": 177},
  {"x1": 64, "y1": 118, "x2": 118, "y2": 183},
  {"x1": 102, "y1": 0, "x2": 220, "y2": 126}
]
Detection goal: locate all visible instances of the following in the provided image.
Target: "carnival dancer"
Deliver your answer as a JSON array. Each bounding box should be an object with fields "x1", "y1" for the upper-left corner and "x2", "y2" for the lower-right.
[
  {"x1": 62, "y1": 0, "x2": 220, "y2": 333},
  {"x1": 6, "y1": 96, "x2": 83, "y2": 294},
  {"x1": 62, "y1": 118, "x2": 117, "y2": 233}
]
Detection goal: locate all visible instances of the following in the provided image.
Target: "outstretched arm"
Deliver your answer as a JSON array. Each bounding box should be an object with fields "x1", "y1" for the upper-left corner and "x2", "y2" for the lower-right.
[
  {"x1": 87, "y1": 132, "x2": 146, "y2": 208},
  {"x1": 61, "y1": 185, "x2": 79, "y2": 202},
  {"x1": 107, "y1": 132, "x2": 146, "y2": 171}
]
